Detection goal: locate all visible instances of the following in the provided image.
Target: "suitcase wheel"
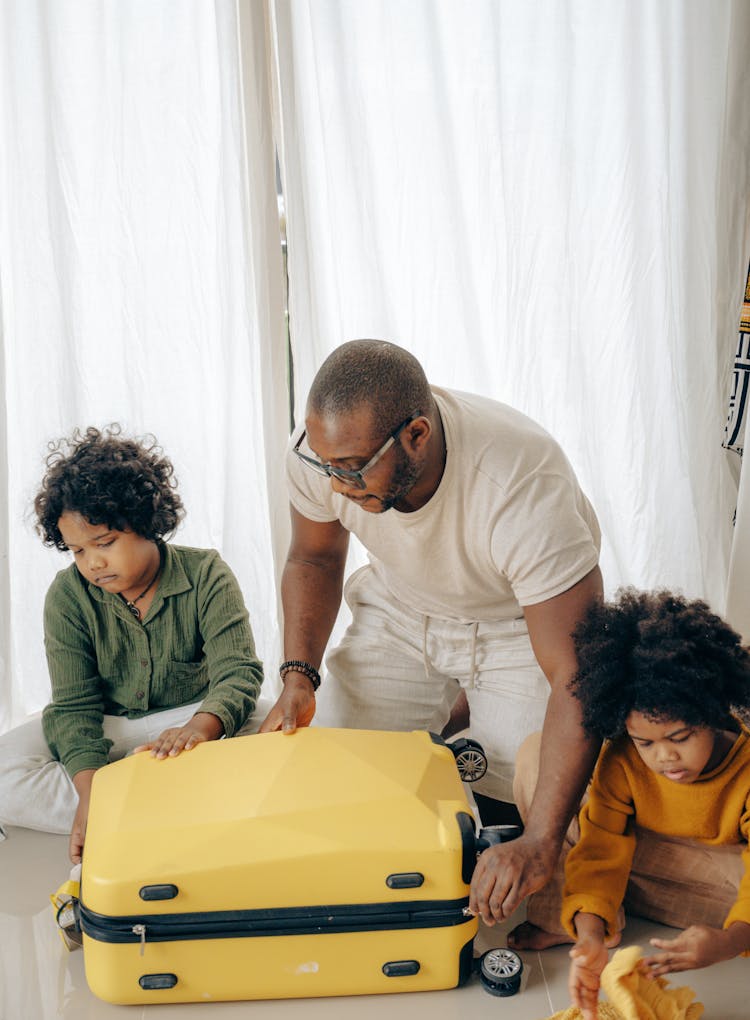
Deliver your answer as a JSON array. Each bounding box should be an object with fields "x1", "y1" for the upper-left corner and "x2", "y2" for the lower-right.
[
  {"x1": 478, "y1": 947, "x2": 523, "y2": 997},
  {"x1": 448, "y1": 737, "x2": 488, "y2": 782}
]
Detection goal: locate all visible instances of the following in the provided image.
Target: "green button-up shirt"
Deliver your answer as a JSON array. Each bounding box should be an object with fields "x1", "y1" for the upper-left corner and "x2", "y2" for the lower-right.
[{"x1": 42, "y1": 544, "x2": 263, "y2": 776}]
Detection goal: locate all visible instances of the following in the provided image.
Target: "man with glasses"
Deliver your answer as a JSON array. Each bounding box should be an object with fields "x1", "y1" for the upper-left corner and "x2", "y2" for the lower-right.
[{"x1": 260, "y1": 339, "x2": 603, "y2": 931}]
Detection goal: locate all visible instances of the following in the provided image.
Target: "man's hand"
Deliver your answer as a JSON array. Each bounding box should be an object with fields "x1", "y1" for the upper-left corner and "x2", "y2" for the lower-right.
[
  {"x1": 569, "y1": 934, "x2": 609, "y2": 1020},
  {"x1": 469, "y1": 832, "x2": 558, "y2": 924},
  {"x1": 133, "y1": 712, "x2": 224, "y2": 758},
  {"x1": 259, "y1": 676, "x2": 316, "y2": 734},
  {"x1": 70, "y1": 768, "x2": 96, "y2": 864},
  {"x1": 644, "y1": 922, "x2": 750, "y2": 976}
]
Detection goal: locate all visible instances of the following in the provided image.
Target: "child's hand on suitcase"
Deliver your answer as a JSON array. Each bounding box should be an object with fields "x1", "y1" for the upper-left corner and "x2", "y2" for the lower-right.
[
  {"x1": 133, "y1": 712, "x2": 224, "y2": 759},
  {"x1": 69, "y1": 799, "x2": 89, "y2": 864},
  {"x1": 70, "y1": 768, "x2": 96, "y2": 863}
]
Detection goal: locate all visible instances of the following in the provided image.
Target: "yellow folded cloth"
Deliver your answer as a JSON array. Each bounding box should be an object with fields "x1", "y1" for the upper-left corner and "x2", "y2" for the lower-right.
[
  {"x1": 548, "y1": 1007, "x2": 623, "y2": 1020},
  {"x1": 545, "y1": 945, "x2": 704, "y2": 1020}
]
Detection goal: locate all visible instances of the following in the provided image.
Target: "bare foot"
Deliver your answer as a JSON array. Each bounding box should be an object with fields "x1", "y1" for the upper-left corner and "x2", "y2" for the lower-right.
[
  {"x1": 507, "y1": 921, "x2": 573, "y2": 950},
  {"x1": 507, "y1": 921, "x2": 623, "y2": 952}
]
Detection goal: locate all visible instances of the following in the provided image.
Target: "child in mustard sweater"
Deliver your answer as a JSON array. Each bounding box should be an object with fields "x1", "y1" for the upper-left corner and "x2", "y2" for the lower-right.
[{"x1": 512, "y1": 589, "x2": 750, "y2": 1020}]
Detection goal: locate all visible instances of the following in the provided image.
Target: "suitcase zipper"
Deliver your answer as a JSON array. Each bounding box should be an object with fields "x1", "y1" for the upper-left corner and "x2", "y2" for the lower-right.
[
  {"x1": 81, "y1": 898, "x2": 472, "y2": 945},
  {"x1": 132, "y1": 923, "x2": 147, "y2": 956}
]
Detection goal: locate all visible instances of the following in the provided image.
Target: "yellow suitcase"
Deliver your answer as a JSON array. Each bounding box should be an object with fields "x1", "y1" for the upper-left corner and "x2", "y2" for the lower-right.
[{"x1": 79, "y1": 727, "x2": 482, "y2": 1004}]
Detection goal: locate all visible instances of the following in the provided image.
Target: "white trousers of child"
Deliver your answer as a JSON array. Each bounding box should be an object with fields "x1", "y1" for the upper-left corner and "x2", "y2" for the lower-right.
[
  {"x1": 313, "y1": 564, "x2": 549, "y2": 803},
  {"x1": 0, "y1": 696, "x2": 274, "y2": 840}
]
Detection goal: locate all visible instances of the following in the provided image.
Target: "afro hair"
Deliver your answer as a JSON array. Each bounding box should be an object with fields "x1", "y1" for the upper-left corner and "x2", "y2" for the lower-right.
[{"x1": 569, "y1": 588, "x2": 750, "y2": 740}]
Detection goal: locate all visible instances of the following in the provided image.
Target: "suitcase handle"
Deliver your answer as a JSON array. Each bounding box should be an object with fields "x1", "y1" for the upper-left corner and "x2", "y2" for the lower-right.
[
  {"x1": 474, "y1": 824, "x2": 522, "y2": 853},
  {"x1": 458, "y1": 816, "x2": 522, "y2": 883}
]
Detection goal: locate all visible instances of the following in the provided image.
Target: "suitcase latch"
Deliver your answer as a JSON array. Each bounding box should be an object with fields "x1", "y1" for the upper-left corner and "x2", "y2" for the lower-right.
[
  {"x1": 385, "y1": 872, "x2": 424, "y2": 889},
  {"x1": 382, "y1": 960, "x2": 421, "y2": 977},
  {"x1": 139, "y1": 883, "x2": 179, "y2": 901}
]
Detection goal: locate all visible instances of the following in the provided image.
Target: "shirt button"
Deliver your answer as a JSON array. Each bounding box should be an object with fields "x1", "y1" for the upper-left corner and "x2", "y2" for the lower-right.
[
  {"x1": 135, "y1": 691, "x2": 145, "y2": 700},
  {"x1": 140, "y1": 659, "x2": 148, "y2": 667}
]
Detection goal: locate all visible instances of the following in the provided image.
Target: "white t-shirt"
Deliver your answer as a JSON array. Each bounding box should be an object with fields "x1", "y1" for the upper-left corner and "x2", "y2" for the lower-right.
[{"x1": 286, "y1": 388, "x2": 601, "y2": 624}]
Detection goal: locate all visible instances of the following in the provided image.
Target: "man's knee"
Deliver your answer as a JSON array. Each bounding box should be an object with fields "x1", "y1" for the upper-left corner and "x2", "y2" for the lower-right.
[
  {"x1": 512, "y1": 730, "x2": 542, "y2": 820},
  {"x1": 440, "y1": 688, "x2": 470, "y2": 740}
]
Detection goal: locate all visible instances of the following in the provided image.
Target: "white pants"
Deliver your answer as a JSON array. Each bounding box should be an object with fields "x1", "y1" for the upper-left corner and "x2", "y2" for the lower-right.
[
  {"x1": 314, "y1": 565, "x2": 549, "y2": 802},
  {"x1": 0, "y1": 696, "x2": 274, "y2": 839}
]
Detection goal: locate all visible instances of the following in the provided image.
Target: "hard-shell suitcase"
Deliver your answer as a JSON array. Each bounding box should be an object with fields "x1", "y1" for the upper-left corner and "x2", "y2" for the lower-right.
[{"x1": 79, "y1": 727, "x2": 482, "y2": 1004}]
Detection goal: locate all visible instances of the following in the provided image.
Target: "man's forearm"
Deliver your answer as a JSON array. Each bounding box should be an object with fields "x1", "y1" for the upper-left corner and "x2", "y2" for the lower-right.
[
  {"x1": 281, "y1": 556, "x2": 345, "y2": 667},
  {"x1": 524, "y1": 680, "x2": 600, "y2": 845}
]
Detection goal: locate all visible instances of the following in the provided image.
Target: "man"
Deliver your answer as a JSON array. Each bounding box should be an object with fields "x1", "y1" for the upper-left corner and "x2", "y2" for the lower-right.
[{"x1": 260, "y1": 339, "x2": 602, "y2": 926}]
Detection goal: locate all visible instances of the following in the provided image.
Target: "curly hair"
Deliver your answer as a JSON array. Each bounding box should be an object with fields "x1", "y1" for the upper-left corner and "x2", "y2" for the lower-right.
[
  {"x1": 569, "y1": 588, "x2": 750, "y2": 739},
  {"x1": 34, "y1": 425, "x2": 185, "y2": 549}
]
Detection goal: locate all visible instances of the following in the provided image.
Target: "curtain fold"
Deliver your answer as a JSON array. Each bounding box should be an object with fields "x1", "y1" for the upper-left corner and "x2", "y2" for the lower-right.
[
  {"x1": 270, "y1": 0, "x2": 750, "y2": 610},
  {"x1": 0, "y1": 0, "x2": 286, "y2": 730}
]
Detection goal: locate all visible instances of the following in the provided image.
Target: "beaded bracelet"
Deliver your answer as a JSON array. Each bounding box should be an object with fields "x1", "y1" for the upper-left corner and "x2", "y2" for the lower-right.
[{"x1": 279, "y1": 659, "x2": 321, "y2": 692}]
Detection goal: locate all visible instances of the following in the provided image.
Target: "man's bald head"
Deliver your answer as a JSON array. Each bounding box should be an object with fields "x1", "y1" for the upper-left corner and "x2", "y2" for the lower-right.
[{"x1": 307, "y1": 340, "x2": 433, "y2": 436}]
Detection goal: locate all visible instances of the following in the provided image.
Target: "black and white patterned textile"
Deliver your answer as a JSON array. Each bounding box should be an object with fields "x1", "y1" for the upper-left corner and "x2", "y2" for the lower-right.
[{"x1": 724, "y1": 261, "x2": 750, "y2": 457}]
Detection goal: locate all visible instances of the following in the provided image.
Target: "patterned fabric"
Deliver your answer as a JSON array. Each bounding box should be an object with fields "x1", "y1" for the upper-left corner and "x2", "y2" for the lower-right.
[
  {"x1": 544, "y1": 945, "x2": 704, "y2": 1020},
  {"x1": 724, "y1": 260, "x2": 750, "y2": 456}
]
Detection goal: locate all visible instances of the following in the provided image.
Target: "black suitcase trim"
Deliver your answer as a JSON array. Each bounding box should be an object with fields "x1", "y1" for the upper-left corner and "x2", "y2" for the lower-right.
[{"x1": 79, "y1": 897, "x2": 473, "y2": 945}]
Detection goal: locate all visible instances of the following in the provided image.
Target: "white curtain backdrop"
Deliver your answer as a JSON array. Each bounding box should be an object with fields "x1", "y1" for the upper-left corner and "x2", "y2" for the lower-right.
[
  {"x1": 0, "y1": 0, "x2": 289, "y2": 731},
  {"x1": 270, "y1": 0, "x2": 750, "y2": 615},
  {"x1": 2, "y1": 1, "x2": 749, "y2": 733}
]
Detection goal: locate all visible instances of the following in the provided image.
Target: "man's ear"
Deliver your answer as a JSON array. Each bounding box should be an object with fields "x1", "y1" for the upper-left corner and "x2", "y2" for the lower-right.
[{"x1": 404, "y1": 415, "x2": 431, "y2": 452}]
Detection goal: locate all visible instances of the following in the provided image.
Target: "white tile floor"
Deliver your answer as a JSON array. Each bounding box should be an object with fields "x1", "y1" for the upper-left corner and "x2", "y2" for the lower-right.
[{"x1": 1, "y1": 824, "x2": 746, "y2": 1020}]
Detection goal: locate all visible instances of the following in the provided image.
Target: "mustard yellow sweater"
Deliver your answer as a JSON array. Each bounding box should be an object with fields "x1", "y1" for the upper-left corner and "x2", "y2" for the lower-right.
[{"x1": 561, "y1": 727, "x2": 750, "y2": 939}]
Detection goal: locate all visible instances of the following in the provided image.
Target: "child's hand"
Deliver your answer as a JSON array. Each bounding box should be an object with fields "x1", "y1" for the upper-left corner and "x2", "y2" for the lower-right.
[
  {"x1": 645, "y1": 923, "x2": 750, "y2": 976},
  {"x1": 569, "y1": 934, "x2": 609, "y2": 1020},
  {"x1": 69, "y1": 768, "x2": 96, "y2": 864},
  {"x1": 69, "y1": 799, "x2": 89, "y2": 865},
  {"x1": 133, "y1": 712, "x2": 224, "y2": 758}
]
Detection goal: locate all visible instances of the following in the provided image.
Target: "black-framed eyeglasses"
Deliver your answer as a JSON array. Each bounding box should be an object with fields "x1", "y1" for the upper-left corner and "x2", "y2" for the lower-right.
[{"x1": 293, "y1": 410, "x2": 420, "y2": 490}]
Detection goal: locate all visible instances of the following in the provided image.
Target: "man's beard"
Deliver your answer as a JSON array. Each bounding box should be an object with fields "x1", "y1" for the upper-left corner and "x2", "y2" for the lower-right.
[{"x1": 376, "y1": 445, "x2": 420, "y2": 511}]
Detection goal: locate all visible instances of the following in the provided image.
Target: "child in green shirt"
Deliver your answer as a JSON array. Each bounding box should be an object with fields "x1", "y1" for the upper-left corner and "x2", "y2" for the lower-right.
[{"x1": 0, "y1": 426, "x2": 268, "y2": 863}]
